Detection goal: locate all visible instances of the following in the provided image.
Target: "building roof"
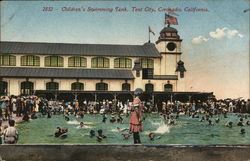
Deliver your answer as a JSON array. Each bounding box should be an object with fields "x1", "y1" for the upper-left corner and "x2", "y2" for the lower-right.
[
  {"x1": 160, "y1": 27, "x2": 178, "y2": 33},
  {"x1": 0, "y1": 41, "x2": 161, "y2": 58},
  {"x1": 0, "y1": 67, "x2": 135, "y2": 79}
]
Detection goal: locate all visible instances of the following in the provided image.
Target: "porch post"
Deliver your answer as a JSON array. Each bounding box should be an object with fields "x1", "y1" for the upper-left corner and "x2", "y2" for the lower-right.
[
  {"x1": 74, "y1": 93, "x2": 78, "y2": 100},
  {"x1": 152, "y1": 93, "x2": 155, "y2": 105},
  {"x1": 94, "y1": 93, "x2": 97, "y2": 104},
  {"x1": 188, "y1": 95, "x2": 192, "y2": 103}
]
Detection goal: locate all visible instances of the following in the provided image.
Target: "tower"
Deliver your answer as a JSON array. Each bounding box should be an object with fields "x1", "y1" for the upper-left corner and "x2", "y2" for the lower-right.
[{"x1": 155, "y1": 26, "x2": 186, "y2": 91}]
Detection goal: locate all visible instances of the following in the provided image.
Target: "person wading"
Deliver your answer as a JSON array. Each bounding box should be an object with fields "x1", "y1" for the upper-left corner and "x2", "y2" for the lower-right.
[{"x1": 129, "y1": 88, "x2": 143, "y2": 144}]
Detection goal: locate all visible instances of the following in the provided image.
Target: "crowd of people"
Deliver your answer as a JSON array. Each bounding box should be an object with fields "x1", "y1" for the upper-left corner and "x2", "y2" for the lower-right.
[{"x1": 0, "y1": 94, "x2": 250, "y2": 144}]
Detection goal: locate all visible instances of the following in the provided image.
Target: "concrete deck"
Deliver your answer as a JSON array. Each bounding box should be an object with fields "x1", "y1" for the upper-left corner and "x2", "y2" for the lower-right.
[{"x1": 0, "y1": 144, "x2": 250, "y2": 161}]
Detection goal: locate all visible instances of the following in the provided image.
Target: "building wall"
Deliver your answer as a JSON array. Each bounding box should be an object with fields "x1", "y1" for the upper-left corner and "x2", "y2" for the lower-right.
[
  {"x1": 1, "y1": 55, "x2": 159, "y2": 70},
  {"x1": 155, "y1": 41, "x2": 181, "y2": 75},
  {"x1": 2, "y1": 78, "x2": 136, "y2": 95},
  {"x1": 1, "y1": 37, "x2": 187, "y2": 95},
  {"x1": 155, "y1": 40, "x2": 185, "y2": 91},
  {"x1": 2, "y1": 77, "x2": 181, "y2": 95}
]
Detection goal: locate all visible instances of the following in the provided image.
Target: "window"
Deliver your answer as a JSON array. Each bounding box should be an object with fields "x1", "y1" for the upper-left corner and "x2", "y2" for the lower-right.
[
  {"x1": 0, "y1": 55, "x2": 16, "y2": 66},
  {"x1": 142, "y1": 69, "x2": 153, "y2": 79},
  {"x1": 45, "y1": 56, "x2": 64, "y2": 67},
  {"x1": 21, "y1": 81, "x2": 33, "y2": 95},
  {"x1": 68, "y1": 57, "x2": 87, "y2": 67},
  {"x1": 166, "y1": 33, "x2": 171, "y2": 37},
  {"x1": 167, "y1": 42, "x2": 176, "y2": 51},
  {"x1": 71, "y1": 82, "x2": 84, "y2": 91},
  {"x1": 21, "y1": 55, "x2": 40, "y2": 66},
  {"x1": 140, "y1": 59, "x2": 154, "y2": 68},
  {"x1": 164, "y1": 84, "x2": 173, "y2": 92},
  {"x1": 0, "y1": 81, "x2": 8, "y2": 95},
  {"x1": 91, "y1": 57, "x2": 109, "y2": 68},
  {"x1": 141, "y1": 59, "x2": 154, "y2": 79},
  {"x1": 145, "y1": 83, "x2": 154, "y2": 92},
  {"x1": 114, "y1": 58, "x2": 132, "y2": 68},
  {"x1": 46, "y1": 82, "x2": 59, "y2": 90},
  {"x1": 180, "y1": 72, "x2": 184, "y2": 78},
  {"x1": 96, "y1": 83, "x2": 108, "y2": 91},
  {"x1": 122, "y1": 83, "x2": 131, "y2": 91}
]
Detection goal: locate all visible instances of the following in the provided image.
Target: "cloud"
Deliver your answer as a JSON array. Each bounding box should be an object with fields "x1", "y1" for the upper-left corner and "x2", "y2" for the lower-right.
[
  {"x1": 209, "y1": 27, "x2": 243, "y2": 39},
  {"x1": 191, "y1": 36, "x2": 209, "y2": 44}
]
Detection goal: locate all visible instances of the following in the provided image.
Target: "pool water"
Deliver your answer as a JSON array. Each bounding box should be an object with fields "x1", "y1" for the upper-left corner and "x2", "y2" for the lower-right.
[{"x1": 17, "y1": 113, "x2": 250, "y2": 144}]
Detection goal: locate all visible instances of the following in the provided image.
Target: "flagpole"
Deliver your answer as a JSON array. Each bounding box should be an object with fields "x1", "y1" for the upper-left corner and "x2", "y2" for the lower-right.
[
  {"x1": 149, "y1": 30, "x2": 150, "y2": 43},
  {"x1": 164, "y1": 13, "x2": 166, "y2": 28},
  {"x1": 148, "y1": 26, "x2": 150, "y2": 43}
]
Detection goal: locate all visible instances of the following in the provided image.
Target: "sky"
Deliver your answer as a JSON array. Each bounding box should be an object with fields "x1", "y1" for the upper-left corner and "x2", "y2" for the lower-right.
[{"x1": 0, "y1": 0, "x2": 249, "y2": 99}]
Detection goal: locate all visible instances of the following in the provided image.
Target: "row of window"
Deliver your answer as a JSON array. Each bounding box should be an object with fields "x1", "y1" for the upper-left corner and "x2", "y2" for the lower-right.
[
  {"x1": 0, "y1": 81, "x2": 173, "y2": 95},
  {"x1": 0, "y1": 55, "x2": 154, "y2": 68}
]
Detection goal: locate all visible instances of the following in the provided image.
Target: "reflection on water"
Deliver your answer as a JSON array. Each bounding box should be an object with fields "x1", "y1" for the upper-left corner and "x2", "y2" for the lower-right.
[{"x1": 17, "y1": 113, "x2": 250, "y2": 144}]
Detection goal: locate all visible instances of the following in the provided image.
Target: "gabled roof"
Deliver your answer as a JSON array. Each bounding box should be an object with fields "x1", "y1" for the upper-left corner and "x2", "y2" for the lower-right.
[
  {"x1": 0, "y1": 67, "x2": 135, "y2": 79},
  {"x1": 0, "y1": 41, "x2": 161, "y2": 58}
]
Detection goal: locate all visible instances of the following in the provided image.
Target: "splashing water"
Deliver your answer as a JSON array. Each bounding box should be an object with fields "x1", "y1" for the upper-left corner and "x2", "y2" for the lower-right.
[
  {"x1": 110, "y1": 128, "x2": 120, "y2": 132},
  {"x1": 67, "y1": 120, "x2": 80, "y2": 125},
  {"x1": 84, "y1": 122, "x2": 94, "y2": 125},
  {"x1": 152, "y1": 120, "x2": 170, "y2": 134}
]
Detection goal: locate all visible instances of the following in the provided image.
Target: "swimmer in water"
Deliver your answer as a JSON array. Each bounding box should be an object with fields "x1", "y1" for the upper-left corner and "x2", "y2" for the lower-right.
[
  {"x1": 96, "y1": 129, "x2": 107, "y2": 142},
  {"x1": 240, "y1": 128, "x2": 246, "y2": 135},
  {"x1": 89, "y1": 130, "x2": 95, "y2": 138},
  {"x1": 199, "y1": 116, "x2": 205, "y2": 122},
  {"x1": 215, "y1": 118, "x2": 220, "y2": 123},
  {"x1": 225, "y1": 121, "x2": 233, "y2": 128},
  {"x1": 54, "y1": 127, "x2": 68, "y2": 139},
  {"x1": 121, "y1": 133, "x2": 131, "y2": 140},
  {"x1": 168, "y1": 116, "x2": 175, "y2": 125},
  {"x1": 80, "y1": 122, "x2": 84, "y2": 128},
  {"x1": 65, "y1": 116, "x2": 70, "y2": 121},
  {"x1": 208, "y1": 120, "x2": 214, "y2": 126},
  {"x1": 148, "y1": 132, "x2": 155, "y2": 141},
  {"x1": 110, "y1": 115, "x2": 116, "y2": 123},
  {"x1": 237, "y1": 118, "x2": 244, "y2": 126},
  {"x1": 102, "y1": 113, "x2": 107, "y2": 123}
]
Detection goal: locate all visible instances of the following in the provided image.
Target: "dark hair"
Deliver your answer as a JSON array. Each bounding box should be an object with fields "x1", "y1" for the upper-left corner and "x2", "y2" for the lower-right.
[
  {"x1": 9, "y1": 120, "x2": 15, "y2": 126},
  {"x1": 98, "y1": 129, "x2": 103, "y2": 135}
]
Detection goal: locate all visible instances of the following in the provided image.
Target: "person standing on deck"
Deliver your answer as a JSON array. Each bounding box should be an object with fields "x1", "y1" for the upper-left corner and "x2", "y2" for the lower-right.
[{"x1": 129, "y1": 88, "x2": 143, "y2": 144}]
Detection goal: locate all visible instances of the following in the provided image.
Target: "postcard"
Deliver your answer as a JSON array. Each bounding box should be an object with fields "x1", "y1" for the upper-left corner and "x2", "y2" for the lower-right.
[{"x1": 0, "y1": 0, "x2": 249, "y2": 161}]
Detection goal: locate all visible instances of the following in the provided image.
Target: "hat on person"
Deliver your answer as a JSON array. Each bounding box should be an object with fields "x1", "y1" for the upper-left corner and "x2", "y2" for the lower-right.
[{"x1": 134, "y1": 88, "x2": 143, "y2": 96}]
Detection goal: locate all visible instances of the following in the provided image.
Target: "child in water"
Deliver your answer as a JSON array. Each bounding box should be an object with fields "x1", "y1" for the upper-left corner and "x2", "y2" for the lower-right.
[
  {"x1": 96, "y1": 129, "x2": 107, "y2": 142},
  {"x1": 80, "y1": 122, "x2": 84, "y2": 128},
  {"x1": 54, "y1": 127, "x2": 68, "y2": 139},
  {"x1": 225, "y1": 121, "x2": 233, "y2": 128},
  {"x1": 110, "y1": 115, "x2": 116, "y2": 123},
  {"x1": 237, "y1": 118, "x2": 244, "y2": 126},
  {"x1": 89, "y1": 130, "x2": 95, "y2": 138}
]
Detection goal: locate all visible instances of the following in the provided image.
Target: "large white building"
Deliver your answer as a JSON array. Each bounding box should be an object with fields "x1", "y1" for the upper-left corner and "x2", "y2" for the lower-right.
[{"x1": 0, "y1": 26, "x2": 211, "y2": 102}]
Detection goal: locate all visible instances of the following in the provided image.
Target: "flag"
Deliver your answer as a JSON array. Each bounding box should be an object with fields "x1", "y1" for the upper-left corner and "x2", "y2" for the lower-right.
[
  {"x1": 165, "y1": 13, "x2": 178, "y2": 25},
  {"x1": 148, "y1": 26, "x2": 155, "y2": 35}
]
